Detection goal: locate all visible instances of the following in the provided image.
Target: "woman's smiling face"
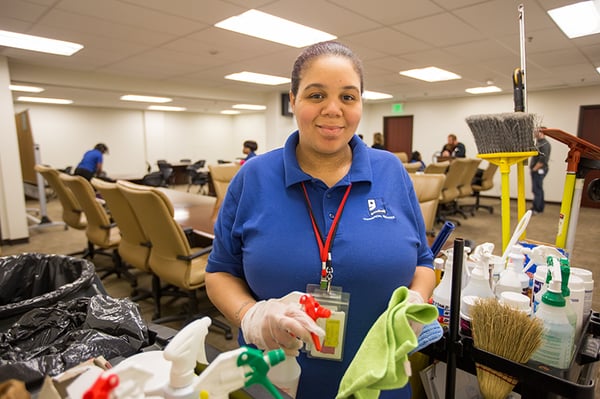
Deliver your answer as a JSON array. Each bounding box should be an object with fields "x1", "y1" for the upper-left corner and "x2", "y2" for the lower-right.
[{"x1": 290, "y1": 55, "x2": 362, "y2": 158}]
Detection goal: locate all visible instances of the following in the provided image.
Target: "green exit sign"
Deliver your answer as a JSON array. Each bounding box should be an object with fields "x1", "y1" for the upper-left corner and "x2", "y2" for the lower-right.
[{"x1": 392, "y1": 103, "x2": 404, "y2": 113}]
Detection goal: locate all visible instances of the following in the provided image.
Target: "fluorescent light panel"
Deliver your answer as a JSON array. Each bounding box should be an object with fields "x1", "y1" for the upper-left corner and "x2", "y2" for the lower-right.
[
  {"x1": 597, "y1": 66, "x2": 600, "y2": 74},
  {"x1": 232, "y1": 104, "x2": 267, "y2": 110},
  {"x1": 400, "y1": 67, "x2": 461, "y2": 82},
  {"x1": 465, "y1": 86, "x2": 502, "y2": 94},
  {"x1": 363, "y1": 91, "x2": 393, "y2": 100},
  {"x1": 548, "y1": 1, "x2": 600, "y2": 38},
  {"x1": 10, "y1": 84, "x2": 44, "y2": 93},
  {"x1": 0, "y1": 30, "x2": 83, "y2": 56},
  {"x1": 225, "y1": 71, "x2": 290, "y2": 86},
  {"x1": 215, "y1": 9, "x2": 336, "y2": 48},
  {"x1": 121, "y1": 95, "x2": 172, "y2": 103},
  {"x1": 221, "y1": 110, "x2": 241, "y2": 115},
  {"x1": 148, "y1": 105, "x2": 186, "y2": 111},
  {"x1": 17, "y1": 96, "x2": 72, "y2": 104}
]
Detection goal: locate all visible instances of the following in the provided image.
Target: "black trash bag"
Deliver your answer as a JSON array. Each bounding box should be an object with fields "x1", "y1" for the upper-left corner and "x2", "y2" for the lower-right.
[
  {"x1": 0, "y1": 295, "x2": 149, "y2": 389},
  {"x1": 0, "y1": 253, "x2": 97, "y2": 319}
]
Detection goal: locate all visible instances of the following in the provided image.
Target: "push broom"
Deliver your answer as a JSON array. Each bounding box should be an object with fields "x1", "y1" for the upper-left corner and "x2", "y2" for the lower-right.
[{"x1": 465, "y1": 4, "x2": 537, "y2": 253}]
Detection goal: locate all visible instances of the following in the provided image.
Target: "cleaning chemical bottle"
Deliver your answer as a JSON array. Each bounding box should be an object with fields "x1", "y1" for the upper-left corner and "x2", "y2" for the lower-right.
[
  {"x1": 431, "y1": 257, "x2": 452, "y2": 327},
  {"x1": 568, "y1": 274, "x2": 585, "y2": 341},
  {"x1": 459, "y1": 295, "x2": 479, "y2": 337},
  {"x1": 460, "y1": 248, "x2": 495, "y2": 327},
  {"x1": 530, "y1": 260, "x2": 575, "y2": 369},
  {"x1": 499, "y1": 291, "x2": 532, "y2": 317},
  {"x1": 532, "y1": 265, "x2": 548, "y2": 314},
  {"x1": 495, "y1": 245, "x2": 528, "y2": 300},
  {"x1": 267, "y1": 356, "x2": 301, "y2": 398},
  {"x1": 558, "y1": 258, "x2": 577, "y2": 336},
  {"x1": 570, "y1": 267, "x2": 594, "y2": 318}
]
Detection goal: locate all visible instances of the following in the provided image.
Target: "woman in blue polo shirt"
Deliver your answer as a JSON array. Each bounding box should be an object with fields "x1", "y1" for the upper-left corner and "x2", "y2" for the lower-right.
[
  {"x1": 206, "y1": 41, "x2": 435, "y2": 399},
  {"x1": 74, "y1": 143, "x2": 108, "y2": 181}
]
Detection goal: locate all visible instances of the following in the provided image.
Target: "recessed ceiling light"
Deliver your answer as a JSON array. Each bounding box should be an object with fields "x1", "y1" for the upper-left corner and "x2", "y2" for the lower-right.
[
  {"x1": 120, "y1": 95, "x2": 172, "y2": 103},
  {"x1": 9, "y1": 84, "x2": 44, "y2": 93},
  {"x1": 221, "y1": 110, "x2": 241, "y2": 115},
  {"x1": 225, "y1": 71, "x2": 290, "y2": 86},
  {"x1": 597, "y1": 66, "x2": 600, "y2": 75},
  {"x1": 465, "y1": 86, "x2": 502, "y2": 94},
  {"x1": 215, "y1": 9, "x2": 336, "y2": 48},
  {"x1": 548, "y1": 1, "x2": 600, "y2": 38},
  {"x1": 232, "y1": 104, "x2": 267, "y2": 110},
  {"x1": 148, "y1": 105, "x2": 186, "y2": 111},
  {"x1": 399, "y1": 67, "x2": 461, "y2": 82},
  {"x1": 363, "y1": 91, "x2": 393, "y2": 100},
  {"x1": 17, "y1": 96, "x2": 73, "y2": 104},
  {"x1": 0, "y1": 30, "x2": 83, "y2": 56}
]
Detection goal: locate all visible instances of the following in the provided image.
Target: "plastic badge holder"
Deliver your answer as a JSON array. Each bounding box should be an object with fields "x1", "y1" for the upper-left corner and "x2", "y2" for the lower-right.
[{"x1": 304, "y1": 284, "x2": 350, "y2": 362}]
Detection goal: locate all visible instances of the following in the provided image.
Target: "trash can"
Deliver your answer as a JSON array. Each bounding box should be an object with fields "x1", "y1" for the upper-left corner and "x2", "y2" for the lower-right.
[{"x1": 0, "y1": 253, "x2": 100, "y2": 329}]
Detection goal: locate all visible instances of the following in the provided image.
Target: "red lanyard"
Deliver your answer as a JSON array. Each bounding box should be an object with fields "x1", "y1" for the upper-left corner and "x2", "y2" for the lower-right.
[{"x1": 301, "y1": 182, "x2": 352, "y2": 289}]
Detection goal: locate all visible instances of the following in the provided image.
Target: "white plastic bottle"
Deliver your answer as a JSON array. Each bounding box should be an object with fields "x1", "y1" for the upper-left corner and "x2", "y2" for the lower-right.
[
  {"x1": 267, "y1": 355, "x2": 301, "y2": 398},
  {"x1": 568, "y1": 275, "x2": 585, "y2": 341},
  {"x1": 432, "y1": 257, "x2": 452, "y2": 327},
  {"x1": 570, "y1": 267, "x2": 594, "y2": 318},
  {"x1": 532, "y1": 265, "x2": 548, "y2": 313},
  {"x1": 499, "y1": 291, "x2": 532, "y2": 317},
  {"x1": 558, "y1": 259, "x2": 577, "y2": 335},
  {"x1": 460, "y1": 254, "x2": 495, "y2": 331},
  {"x1": 495, "y1": 246, "x2": 528, "y2": 299},
  {"x1": 530, "y1": 264, "x2": 575, "y2": 369}
]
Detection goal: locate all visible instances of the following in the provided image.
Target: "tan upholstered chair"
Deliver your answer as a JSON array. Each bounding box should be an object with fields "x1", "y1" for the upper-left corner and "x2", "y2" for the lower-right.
[
  {"x1": 34, "y1": 164, "x2": 89, "y2": 256},
  {"x1": 424, "y1": 161, "x2": 450, "y2": 174},
  {"x1": 470, "y1": 162, "x2": 498, "y2": 213},
  {"x1": 208, "y1": 163, "x2": 241, "y2": 222},
  {"x1": 436, "y1": 158, "x2": 471, "y2": 226},
  {"x1": 92, "y1": 178, "x2": 156, "y2": 308},
  {"x1": 403, "y1": 162, "x2": 421, "y2": 173},
  {"x1": 118, "y1": 181, "x2": 233, "y2": 339},
  {"x1": 393, "y1": 152, "x2": 408, "y2": 163},
  {"x1": 61, "y1": 174, "x2": 134, "y2": 283},
  {"x1": 410, "y1": 173, "x2": 446, "y2": 235},
  {"x1": 456, "y1": 158, "x2": 482, "y2": 217}
]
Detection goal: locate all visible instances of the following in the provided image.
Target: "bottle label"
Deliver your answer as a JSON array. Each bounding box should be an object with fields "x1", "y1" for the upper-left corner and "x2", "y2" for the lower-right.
[
  {"x1": 459, "y1": 314, "x2": 472, "y2": 337},
  {"x1": 431, "y1": 298, "x2": 450, "y2": 326}
]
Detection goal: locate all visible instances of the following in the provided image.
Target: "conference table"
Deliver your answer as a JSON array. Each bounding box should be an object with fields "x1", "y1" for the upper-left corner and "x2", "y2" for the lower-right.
[{"x1": 158, "y1": 187, "x2": 217, "y2": 240}]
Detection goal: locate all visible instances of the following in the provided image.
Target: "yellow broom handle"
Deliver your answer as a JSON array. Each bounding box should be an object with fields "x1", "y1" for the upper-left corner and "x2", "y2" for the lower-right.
[
  {"x1": 517, "y1": 161, "x2": 526, "y2": 239},
  {"x1": 556, "y1": 172, "x2": 576, "y2": 249},
  {"x1": 500, "y1": 163, "x2": 512, "y2": 252}
]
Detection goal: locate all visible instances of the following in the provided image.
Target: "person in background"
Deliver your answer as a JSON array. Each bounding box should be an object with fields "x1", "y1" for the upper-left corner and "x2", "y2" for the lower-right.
[
  {"x1": 410, "y1": 151, "x2": 426, "y2": 172},
  {"x1": 358, "y1": 133, "x2": 364, "y2": 141},
  {"x1": 242, "y1": 140, "x2": 258, "y2": 162},
  {"x1": 74, "y1": 143, "x2": 109, "y2": 181},
  {"x1": 440, "y1": 133, "x2": 466, "y2": 158},
  {"x1": 205, "y1": 41, "x2": 435, "y2": 399},
  {"x1": 530, "y1": 128, "x2": 551, "y2": 215},
  {"x1": 371, "y1": 132, "x2": 385, "y2": 149}
]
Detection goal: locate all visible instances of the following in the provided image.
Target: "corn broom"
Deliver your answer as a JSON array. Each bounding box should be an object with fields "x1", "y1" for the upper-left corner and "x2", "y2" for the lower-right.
[{"x1": 471, "y1": 298, "x2": 543, "y2": 399}]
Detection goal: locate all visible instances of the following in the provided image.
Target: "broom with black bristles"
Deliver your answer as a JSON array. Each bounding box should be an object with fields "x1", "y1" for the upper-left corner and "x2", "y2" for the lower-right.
[{"x1": 470, "y1": 298, "x2": 543, "y2": 399}]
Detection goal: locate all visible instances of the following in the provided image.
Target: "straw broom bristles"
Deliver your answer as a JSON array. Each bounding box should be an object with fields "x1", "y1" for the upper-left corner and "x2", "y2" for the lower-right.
[
  {"x1": 471, "y1": 298, "x2": 543, "y2": 399},
  {"x1": 465, "y1": 113, "x2": 538, "y2": 154}
]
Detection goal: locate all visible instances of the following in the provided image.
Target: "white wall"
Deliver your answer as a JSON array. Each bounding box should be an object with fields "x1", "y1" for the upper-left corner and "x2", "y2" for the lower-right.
[{"x1": 362, "y1": 85, "x2": 600, "y2": 203}]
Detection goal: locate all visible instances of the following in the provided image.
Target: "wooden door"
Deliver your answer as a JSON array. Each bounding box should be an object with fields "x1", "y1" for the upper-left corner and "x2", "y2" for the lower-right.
[
  {"x1": 577, "y1": 105, "x2": 600, "y2": 209},
  {"x1": 383, "y1": 116, "x2": 413, "y2": 154}
]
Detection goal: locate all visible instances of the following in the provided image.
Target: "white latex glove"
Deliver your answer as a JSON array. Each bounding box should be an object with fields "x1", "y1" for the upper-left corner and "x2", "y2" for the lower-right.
[
  {"x1": 241, "y1": 298, "x2": 325, "y2": 356},
  {"x1": 407, "y1": 289, "x2": 425, "y2": 337}
]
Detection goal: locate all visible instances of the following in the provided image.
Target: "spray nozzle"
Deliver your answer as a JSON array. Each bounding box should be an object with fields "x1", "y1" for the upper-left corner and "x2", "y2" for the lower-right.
[
  {"x1": 559, "y1": 258, "x2": 571, "y2": 297},
  {"x1": 238, "y1": 347, "x2": 285, "y2": 398},
  {"x1": 522, "y1": 245, "x2": 565, "y2": 273},
  {"x1": 542, "y1": 256, "x2": 566, "y2": 307}
]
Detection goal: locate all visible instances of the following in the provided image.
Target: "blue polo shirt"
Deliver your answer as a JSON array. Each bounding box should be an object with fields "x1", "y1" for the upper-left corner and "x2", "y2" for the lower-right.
[
  {"x1": 77, "y1": 148, "x2": 103, "y2": 173},
  {"x1": 207, "y1": 131, "x2": 433, "y2": 399}
]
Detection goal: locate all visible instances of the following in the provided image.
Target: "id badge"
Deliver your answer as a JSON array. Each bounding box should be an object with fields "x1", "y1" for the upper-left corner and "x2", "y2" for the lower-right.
[{"x1": 304, "y1": 284, "x2": 350, "y2": 361}]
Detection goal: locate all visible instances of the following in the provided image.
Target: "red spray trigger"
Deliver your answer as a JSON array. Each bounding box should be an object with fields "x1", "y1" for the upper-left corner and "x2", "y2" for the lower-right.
[
  {"x1": 299, "y1": 294, "x2": 331, "y2": 351},
  {"x1": 83, "y1": 373, "x2": 119, "y2": 399}
]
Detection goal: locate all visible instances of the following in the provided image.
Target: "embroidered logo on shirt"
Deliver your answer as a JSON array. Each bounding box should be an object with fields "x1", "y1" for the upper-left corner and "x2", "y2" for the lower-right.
[{"x1": 363, "y1": 198, "x2": 396, "y2": 220}]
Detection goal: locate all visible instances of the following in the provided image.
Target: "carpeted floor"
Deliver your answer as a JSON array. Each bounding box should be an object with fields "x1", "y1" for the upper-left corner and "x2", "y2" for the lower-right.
[{"x1": 2, "y1": 189, "x2": 599, "y2": 396}]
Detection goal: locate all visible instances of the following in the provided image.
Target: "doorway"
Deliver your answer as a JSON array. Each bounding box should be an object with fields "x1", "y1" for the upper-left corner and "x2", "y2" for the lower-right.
[
  {"x1": 383, "y1": 115, "x2": 413, "y2": 154},
  {"x1": 577, "y1": 105, "x2": 600, "y2": 209}
]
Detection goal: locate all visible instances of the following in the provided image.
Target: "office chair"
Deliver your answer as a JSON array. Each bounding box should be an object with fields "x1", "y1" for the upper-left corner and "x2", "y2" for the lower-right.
[
  {"x1": 208, "y1": 163, "x2": 241, "y2": 223},
  {"x1": 157, "y1": 162, "x2": 174, "y2": 187},
  {"x1": 410, "y1": 173, "x2": 446, "y2": 236},
  {"x1": 60, "y1": 174, "x2": 136, "y2": 285},
  {"x1": 424, "y1": 161, "x2": 450, "y2": 174},
  {"x1": 34, "y1": 164, "x2": 90, "y2": 256},
  {"x1": 470, "y1": 162, "x2": 499, "y2": 214},
  {"x1": 118, "y1": 181, "x2": 233, "y2": 339},
  {"x1": 403, "y1": 162, "x2": 421, "y2": 173},
  {"x1": 92, "y1": 178, "x2": 158, "y2": 313},
  {"x1": 186, "y1": 160, "x2": 209, "y2": 194},
  {"x1": 456, "y1": 158, "x2": 482, "y2": 217},
  {"x1": 436, "y1": 158, "x2": 469, "y2": 226},
  {"x1": 393, "y1": 152, "x2": 408, "y2": 163}
]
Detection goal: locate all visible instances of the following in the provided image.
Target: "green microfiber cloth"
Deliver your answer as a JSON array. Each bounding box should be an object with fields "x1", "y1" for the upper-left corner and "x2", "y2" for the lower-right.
[{"x1": 336, "y1": 286, "x2": 438, "y2": 399}]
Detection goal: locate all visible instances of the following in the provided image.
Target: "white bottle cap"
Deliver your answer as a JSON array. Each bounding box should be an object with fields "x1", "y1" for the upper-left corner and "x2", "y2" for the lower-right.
[
  {"x1": 569, "y1": 275, "x2": 584, "y2": 291},
  {"x1": 500, "y1": 291, "x2": 531, "y2": 314},
  {"x1": 570, "y1": 267, "x2": 593, "y2": 283},
  {"x1": 461, "y1": 295, "x2": 479, "y2": 317}
]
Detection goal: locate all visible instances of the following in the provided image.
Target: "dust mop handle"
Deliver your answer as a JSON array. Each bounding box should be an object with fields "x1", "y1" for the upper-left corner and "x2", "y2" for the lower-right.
[{"x1": 518, "y1": 4, "x2": 527, "y2": 112}]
